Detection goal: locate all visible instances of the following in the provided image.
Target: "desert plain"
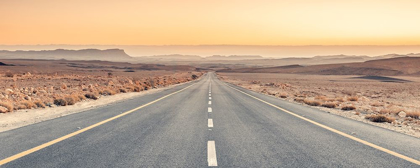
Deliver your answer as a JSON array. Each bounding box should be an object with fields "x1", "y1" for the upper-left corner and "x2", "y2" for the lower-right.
[{"x1": 218, "y1": 72, "x2": 420, "y2": 137}]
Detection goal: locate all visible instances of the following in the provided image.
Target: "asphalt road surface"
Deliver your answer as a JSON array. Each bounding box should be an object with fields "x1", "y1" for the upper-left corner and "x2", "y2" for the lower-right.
[{"x1": 0, "y1": 72, "x2": 419, "y2": 167}]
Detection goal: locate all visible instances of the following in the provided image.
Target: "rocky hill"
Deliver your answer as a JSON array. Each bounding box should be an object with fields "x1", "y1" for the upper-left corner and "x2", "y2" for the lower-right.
[{"x1": 0, "y1": 49, "x2": 135, "y2": 62}]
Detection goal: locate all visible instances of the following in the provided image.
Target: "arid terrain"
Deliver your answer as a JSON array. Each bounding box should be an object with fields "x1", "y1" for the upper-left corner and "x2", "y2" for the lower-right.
[
  {"x1": 218, "y1": 73, "x2": 420, "y2": 138},
  {"x1": 219, "y1": 57, "x2": 420, "y2": 76},
  {"x1": 0, "y1": 59, "x2": 202, "y2": 114}
]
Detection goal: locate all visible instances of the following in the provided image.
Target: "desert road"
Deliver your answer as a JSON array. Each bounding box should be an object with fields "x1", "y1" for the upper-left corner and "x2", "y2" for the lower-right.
[{"x1": 0, "y1": 72, "x2": 419, "y2": 167}]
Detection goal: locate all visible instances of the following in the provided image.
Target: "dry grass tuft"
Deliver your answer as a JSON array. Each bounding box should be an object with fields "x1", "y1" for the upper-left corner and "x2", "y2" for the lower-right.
[
  {"x1": 119, "y1": 88, "x2": 127, "y2": 93},
  {"x1": 34, "y1": 100, "x2": 46, "y2": 108},
  {"x1": 347, "y1": 96, "x2": 359, "y2": 101},
  {"x1": 279, "y1": 92, "x2": 288, "y2": 98},
  {"x1": 100, "y1": 89, "x2": 116, "y2": 96},
  {"x1": 65, "y1": 96, "x2": 76, "y2": 105},
  {"x1": 304, "y1": 99, "x2": 322, "y2": 106},
  {"x1": 370, "y1": 102, "x2": 383, "y2": 107},
  {"x1": 379, "y1": 109, "x2": 390, "y2": 114},
  {"x1": 341, "y1": 105, "x2": 356, "y2": 111},
  {"x1": 85, "y1": 93, "x2": 99, "y2": 100},
  {"x1": 0, "y1": 102, "x2": 14, "y2": 112},
  {"x1": 54, "y1": 98, "x2": 67, "y2": 106},
  {"x1": 20, "y1": 101, "x2": 36, "y2": 109},
  {"x1": 365, "y1": 114, "x2": 395, "y2": 123},
  {"x1": 335, "y1": 97, "x2": 345, "y2": 102},
  {"x1": 294, "y1": 98, "x2": 305, "y2": 103},
  {"x1": 406, "y1": 112, "x2": 420, "y2": 119},
  {"x1": 315, "y1": 95, "x2": 327, "y2": 101},
  {"x1": 322, "y1": 102, "x2": 338, "y2": 108}
]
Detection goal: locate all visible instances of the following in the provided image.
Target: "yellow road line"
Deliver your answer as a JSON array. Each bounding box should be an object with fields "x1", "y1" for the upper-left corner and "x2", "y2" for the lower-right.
[
  {"x1": 226, "y1": 83, "x2": 420, "y2": 166},
  {"x1": 0, "y1": 83, "x2": 195, "y2": 166}
]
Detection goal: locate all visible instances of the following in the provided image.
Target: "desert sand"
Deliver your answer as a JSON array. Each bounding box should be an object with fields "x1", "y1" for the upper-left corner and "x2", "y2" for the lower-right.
[{"x1": 218, "y1": 73, "x2": 420, "y2": 138}]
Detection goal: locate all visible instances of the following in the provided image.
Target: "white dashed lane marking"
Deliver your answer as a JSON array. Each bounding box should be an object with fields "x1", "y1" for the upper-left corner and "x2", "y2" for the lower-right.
[
  {"x1": 208, "y1": 119, "x2": 214, "y2": 128},
  {"x1": 208, "y1": 141, "x2": 218, "y2": 166}
]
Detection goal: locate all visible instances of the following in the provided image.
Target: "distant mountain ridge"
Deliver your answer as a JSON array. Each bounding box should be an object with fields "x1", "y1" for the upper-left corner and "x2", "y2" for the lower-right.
[
  {"x1": 0, "y1": 49, "x2": 134, "y2": 62},
  {"x1": 218, "y1": 57, "x2": 420, "y2": 76}
]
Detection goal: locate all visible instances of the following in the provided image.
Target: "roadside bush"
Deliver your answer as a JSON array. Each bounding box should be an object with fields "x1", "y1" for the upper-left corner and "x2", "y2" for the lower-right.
[
  {"x1": 85, "y1": 93, "x2": 99, "y2": 100},
  {"x1": 0, "y1": 102, "x2": 14, "y2": 112},
  {"x1": 192, "y1": 74, "x2": 198, "y2": 79},
  {"x1": 294, "y1": 98, "x2": 305, "y2": 103},
  {"x1": 365, "y1": 114, "x2": 395, "y2": 123},
  {"x1": 54, "y1": 98, "x2": 67, "y2": 106},
  {"x1": 20, "y1": 101, "x2": 36, "y2": 109},
  {"x1": 335, "y1": 97, "x2": 345, "y2": 102},
  {"x1": 347, "y1": 96, "x2": 359, "y2": 101},
  {"x1": 119, "y1": 88, "x2": 127, "y2": 93},
  {"x1": 100, "y1": 89, "x2": 116, "y2": 96},
  {"x1": 133, "y1": 86, "x2": 141, "y2": 92},
  {"x1": 322, "y1": 102, "x2": 338, "y2": 108},
  {"x1": 304, "y1": 99, "x2": 322, "y2": 106},
  {"x1": 65, "y1": 96, "x2": 76, "y2": 105},
  {"x1": 279, "y1": 92, "x2": 288, "y2": 98},
  {"x1": 34, "y1": 100, "x2": 46, "y2": 108},
  {"x1": 341, "y1": 105, "x2": 356, "y2": 111},
  {"x1": 406, "y1": 112, "x2": 420, "y2": 119}
]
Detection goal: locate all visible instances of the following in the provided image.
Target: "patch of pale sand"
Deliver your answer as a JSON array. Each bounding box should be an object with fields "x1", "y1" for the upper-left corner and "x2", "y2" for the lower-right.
[{"x1": 0, "y1": 80, "x2": 194, "y2": 133}]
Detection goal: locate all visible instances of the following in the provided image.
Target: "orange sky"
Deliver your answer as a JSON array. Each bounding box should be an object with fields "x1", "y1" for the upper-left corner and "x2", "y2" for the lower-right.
[{"x1": 1, "y1": 0, "x2": 420, "y2": 45}]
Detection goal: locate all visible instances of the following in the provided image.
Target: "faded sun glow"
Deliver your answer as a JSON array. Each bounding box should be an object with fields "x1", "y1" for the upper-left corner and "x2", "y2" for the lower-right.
[{"x1": 1, "y1": 0, "x2": 420, "y2": 45}]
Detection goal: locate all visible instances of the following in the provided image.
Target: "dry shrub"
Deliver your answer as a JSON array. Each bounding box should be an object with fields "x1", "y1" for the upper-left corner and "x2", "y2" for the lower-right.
[
  {"x1": 20, "y1": 101, "x2": 36, "y2": 109},
  {"x1": 389, "y1": 107, "x2": 404, "y2": 114},
  {"x1": 85, "y1": 93, "x2": 99, "y2": 100},
  {"x1": 315, "y1": 96, "x2": 327, "y2": 101},
  {"x1": 100, "y1": 89, "x2": 116, "y2": 96},
  {"x1": 335, "y1": 97, "x2": 345, "y2": 102},
  {"x1": 279, "y1": 92, "x2": 288, "y2": 98},
  {"x1": 77, "y1": 94, "x2": 86, "y2": 101},
  {"x1": 65, "y1": 96, "x2": 77, "y2": 105},
  {"x1": 304, "y1": 99, "x2": 322, "y2": 106},
  {"x1": 54, "y1": 98, "x2": 67, "y2": 106},
  {"x1": 0, "y1": 102, "x2": 14, "y2": 112},
  {"x1": 34, "y1": 100, "x2": 46, "y2": 108},
  {"x1": 365, "y1": 114, "x2": 395, "y2": 123},
  {"x1": 406, "y1": 112, "x2": 420, "y2": 119},
  {"x1": 322, "y1": 102, "x2": 338, "y2": 108},
  {"x1": 133, "y1": 86, "x2": 141, "y2": 92},
  {"x1": 119, "y1": 88, "x2": 127, "y2": 93},
  {"x1": 347, "y1": 96, "x2": 359, "y2": 101},
  {"x1": 125, "y1": 86, "x2": 135, "y2": 92},
  {"x1": 341, "y1": 105, "x2": 356, "y2": 111},
  {"x1": 294, "y1": 98, "x2": 305, "y2": 103},
  {"x1": 379, "y1": 109, "x2": 390, "y2": 114},
  {"x1": 370, "y1": 102, "x2": 383, "y2": 107}
]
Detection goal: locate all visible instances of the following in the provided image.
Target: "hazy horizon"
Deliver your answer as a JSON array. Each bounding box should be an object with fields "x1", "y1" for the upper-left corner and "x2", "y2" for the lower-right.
[{"x1": 1, "y1": 45, "x2": 420, "y2": 58}]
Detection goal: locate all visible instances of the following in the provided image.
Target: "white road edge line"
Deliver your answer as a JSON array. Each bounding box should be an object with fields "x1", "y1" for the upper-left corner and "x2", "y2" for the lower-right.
[
  {"x1": 208, "y1": 101, "x2": 212, "y2": 105},
  {"x1": 208, "y1": 119, "x2": 214, "y2": 128},
  {"x1": 208, "y1": 141, "x2": 218, "y2": 167},
  {"x1": 208, "y1": 107, "x2": 212, "y2": 112}
]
